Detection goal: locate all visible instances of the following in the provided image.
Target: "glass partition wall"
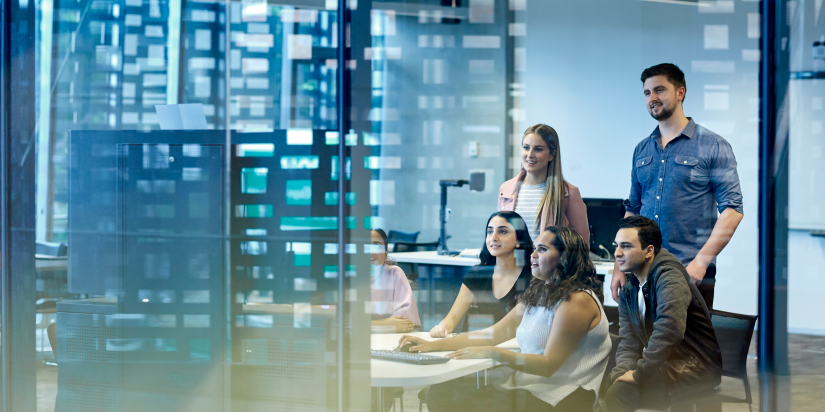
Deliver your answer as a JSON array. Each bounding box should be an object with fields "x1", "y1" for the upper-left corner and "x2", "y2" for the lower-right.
[
  {"x1": 20, "y1": 1, "x2": 374, "y2": 411},
  {"x1": 786, "y1": 0, "x2": 825, "y2": 409},
  {"x1": 4, "y1": 0, "x2": 823, "y2": 411}
]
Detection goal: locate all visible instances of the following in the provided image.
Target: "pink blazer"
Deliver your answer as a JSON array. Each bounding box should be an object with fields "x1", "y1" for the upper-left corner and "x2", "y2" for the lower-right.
[{"x1": 497, "y1": 170, "x2": 590, "y2": 246}]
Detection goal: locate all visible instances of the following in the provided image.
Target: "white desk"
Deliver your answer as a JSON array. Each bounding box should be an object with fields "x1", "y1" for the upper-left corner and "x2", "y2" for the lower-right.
[
  {"x1": 390, "y1": 251, "x2": 479, "y2": 267},
  {"x1": 35, "y1": 255, "x2": 68, "y2": 272},
  {"x1": 370, "y1": 332, "x2": 519, "y2": 387},
  {"x1": 392, "y1": 251, "x2": 614, "y2": 274},
  {"x1": 391, "y1": 251, "x2": 619, "y2": 307}
]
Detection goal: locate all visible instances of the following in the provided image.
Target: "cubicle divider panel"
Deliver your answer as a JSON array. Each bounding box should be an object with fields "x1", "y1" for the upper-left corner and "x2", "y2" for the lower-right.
[
  {"x1": 416, "y1": 264, "x2": 472, "y2": 331},
  {"x1": 228, "y1": 130, "x2": 352, "y2": 411},
  {"x1": 118, "y1": 143, "x2": 225, "y2": 411},
  {"x1": 69, "y1": 131, "x2": 230, "y2": 296},
  {"x1": 67, "y1": 129, "x2": 367, "y2": 412},
  {"x1": 229, "y1": 130, "x2": 344, "y2": 308},
  {"x1": 229, "y1": 316, "x2": 330, "y2": 412},
  {"x1": 56, "y1": 310, "x2": 123, "y2": 412}
]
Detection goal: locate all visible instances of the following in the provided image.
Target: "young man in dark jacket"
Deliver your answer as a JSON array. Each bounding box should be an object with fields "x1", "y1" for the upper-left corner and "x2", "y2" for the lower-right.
[{"x1": 603, "y1": 216, "x2": 722, "y2": 412}]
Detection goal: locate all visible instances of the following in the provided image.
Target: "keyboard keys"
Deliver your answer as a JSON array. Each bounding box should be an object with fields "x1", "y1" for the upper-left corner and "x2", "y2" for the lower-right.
[{"x1": 370, "y1": 350, "x2": 450, "y2": 365}]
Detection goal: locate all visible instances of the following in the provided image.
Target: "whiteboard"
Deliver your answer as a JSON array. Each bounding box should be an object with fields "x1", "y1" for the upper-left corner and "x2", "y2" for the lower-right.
[{"x1": 788, "y1": 79, "x2": 825, "y2": 231}]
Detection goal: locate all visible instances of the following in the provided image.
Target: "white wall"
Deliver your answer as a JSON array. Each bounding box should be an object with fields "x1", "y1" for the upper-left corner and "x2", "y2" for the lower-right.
[
  {"x1": 788, "y1": 230, "x2": 825, "y2": 335},
  {"x1": 524, "y1": 0, "x2": 761, "y2": 316}
]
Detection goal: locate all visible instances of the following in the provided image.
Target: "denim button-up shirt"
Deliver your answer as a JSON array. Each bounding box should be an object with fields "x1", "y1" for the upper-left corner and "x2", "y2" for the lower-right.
[{"x1": 623, "y1": 118, "x2": 743, "y2": 266}]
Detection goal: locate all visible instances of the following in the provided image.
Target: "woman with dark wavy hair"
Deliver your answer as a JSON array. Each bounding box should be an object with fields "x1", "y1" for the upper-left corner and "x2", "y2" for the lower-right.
[
  {"x1": 402, "y1": 226, "x2": 610, "y2": 412},
  {"x1": 429, "y1": 211, "x2": 534, "y2": 338}
]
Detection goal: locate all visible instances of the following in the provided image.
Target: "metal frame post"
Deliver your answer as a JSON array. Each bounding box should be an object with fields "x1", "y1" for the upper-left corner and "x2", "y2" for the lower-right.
[
  {"x1": 1, "y1": 0, "x2": 37, "y2": 410},
  {"x1": 758, "y1": 0, "x2": 791, "y2": 410}
]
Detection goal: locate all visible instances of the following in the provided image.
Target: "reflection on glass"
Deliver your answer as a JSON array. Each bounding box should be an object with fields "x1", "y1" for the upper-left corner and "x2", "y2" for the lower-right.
[
  {"x1": 285, "y1": 179, "x2": 312, "y2": 205},
  {"x1": 236, "y1": 204, "x2": 274, "y2": 218},
  {"x1": 241, "y1": 167, "x2": 269, "y2": 194},
  {"x1": 237, "y1": 143, "x2": 275, "y2": 157},
  {"x1": 280, "y1": 155, "x2": 320, "y2": 169},
  {"x1": 18, "y1": 0, "x2": 800, "y2": 410}
]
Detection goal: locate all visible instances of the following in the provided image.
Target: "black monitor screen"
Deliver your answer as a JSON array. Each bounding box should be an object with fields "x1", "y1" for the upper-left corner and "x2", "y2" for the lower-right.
[{"x1": 582, "y1": 198, "x2": 625, "y2": 259}]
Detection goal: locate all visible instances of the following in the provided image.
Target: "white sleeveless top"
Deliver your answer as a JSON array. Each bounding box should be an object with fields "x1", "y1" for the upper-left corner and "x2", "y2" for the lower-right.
[{"x1": 499, "y1": 289, "x2": 610, "y2": 408}]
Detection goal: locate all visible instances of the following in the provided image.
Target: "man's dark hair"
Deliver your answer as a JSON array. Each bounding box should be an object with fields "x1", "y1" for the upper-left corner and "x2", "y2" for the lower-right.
[
  {"x1": 618, "y1": 216, "x2": 662, "y2": 254},
  {"x1": 641, "y1": 63, "x2": 687, "y2": 103}
]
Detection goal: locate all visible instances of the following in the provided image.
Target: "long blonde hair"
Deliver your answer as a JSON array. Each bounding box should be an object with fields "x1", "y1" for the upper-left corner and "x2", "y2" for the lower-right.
[{"x1": 522, "y1": 124, "x2": 565, "y2": 231}]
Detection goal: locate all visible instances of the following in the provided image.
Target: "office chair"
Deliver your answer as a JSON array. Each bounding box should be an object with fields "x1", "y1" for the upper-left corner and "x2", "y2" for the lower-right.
[
  {"x1": 392, "y1": 388, "x2": 404, "y2": 412},
  {"x1": 417, "y1": 386, "x2": 428, "y2": 412},
  {"x1": 604, "y1": 305, "x2": 620, "y2": 336},
  {"x1": 640, "y1": 310, "x2": 757, "y2": 412},
  {"x1": 388, "y1": 230, "x2": 420, "y2": 244},
  {"x1": 47, "y1": 323, "x2": 58, "y2": 412},
  {"x1": 599, "y1": 334, "x2": 622, "y2": 395},
  {"x1": 391, "y1": 242, "x2": 439, "y2": 286},
  {"x1": 392, "y1": 241, "x2": 439, "y2": 253},
  {"x1": 373, "y1": 387, "x2": 404, "y2": 412},
  {"x1": 597, "y1": 333, "x2": 622, "y2": 411},
  {"x1": 47, "y1": 323, "x2": 58, "y2": 359},
  {"x1": 707, "y1": 309, "x2": 757, "y2": 412},
  {"x1": 36, "y1": 241, "x2": 68, "y2": 257}
]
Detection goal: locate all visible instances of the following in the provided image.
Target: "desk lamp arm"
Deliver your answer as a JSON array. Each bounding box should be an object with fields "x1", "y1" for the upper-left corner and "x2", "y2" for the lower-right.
[{"x1": 437, "y1": 180, "x2": 467, "y2": 255}]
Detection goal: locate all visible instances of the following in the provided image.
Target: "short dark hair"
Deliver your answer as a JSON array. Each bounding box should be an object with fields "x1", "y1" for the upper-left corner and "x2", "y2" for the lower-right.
[
  {"x1": 641, "y1": 63, "x2": 687, "y2": 103},
  {"x1": 618, "y1": 216, "x2": 662, "y2": 254}
]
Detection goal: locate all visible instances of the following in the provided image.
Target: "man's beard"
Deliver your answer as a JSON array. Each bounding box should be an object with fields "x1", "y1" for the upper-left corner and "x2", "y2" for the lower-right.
[{"x1": 649, "y1": 102, "x2": 675, "y2": 121}]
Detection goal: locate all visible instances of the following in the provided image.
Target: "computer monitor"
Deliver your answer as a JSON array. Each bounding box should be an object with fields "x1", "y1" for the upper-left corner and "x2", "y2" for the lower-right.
[{"x1": 582, "y1": 198, "x2": 625, "y2": 260}]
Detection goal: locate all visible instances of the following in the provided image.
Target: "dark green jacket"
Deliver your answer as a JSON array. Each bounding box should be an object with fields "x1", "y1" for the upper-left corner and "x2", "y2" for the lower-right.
[{"x1": 610, "y1": 249, "x2": 722, "y2": 401}]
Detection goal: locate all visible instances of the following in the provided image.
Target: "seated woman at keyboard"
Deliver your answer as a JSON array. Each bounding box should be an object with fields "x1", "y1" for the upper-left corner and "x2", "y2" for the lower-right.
[
  {"x1": 370, "y1": 228, "x2": 421, "y2": 333},
  {"x1": 429, "y1": 211, "x2": 534, "y2": 337},
  {"x1": 400, "y1": 226, "x2": 610, "y2": 411}
]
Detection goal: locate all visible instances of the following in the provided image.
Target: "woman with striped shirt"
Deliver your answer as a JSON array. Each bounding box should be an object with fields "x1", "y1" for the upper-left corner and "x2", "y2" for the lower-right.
[{"x1": 498, "y1": 124, "x2": 590, "y2": 245}]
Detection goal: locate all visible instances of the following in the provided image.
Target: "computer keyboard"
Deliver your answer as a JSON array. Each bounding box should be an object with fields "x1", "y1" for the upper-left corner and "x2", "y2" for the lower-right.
[{"x1": 370, "y1": 350, "x2": 450, "y2": 365}]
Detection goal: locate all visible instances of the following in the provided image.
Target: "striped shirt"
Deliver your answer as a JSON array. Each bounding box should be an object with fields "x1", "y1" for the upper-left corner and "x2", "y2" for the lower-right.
[{"x1": 513, "y1": 182, "x2": 546, "y2": 241}]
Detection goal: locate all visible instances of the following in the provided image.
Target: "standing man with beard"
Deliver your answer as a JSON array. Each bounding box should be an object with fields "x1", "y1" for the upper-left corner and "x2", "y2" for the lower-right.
[{"x1": 610, "y1": 63, "x2": 743, "y2": 310}]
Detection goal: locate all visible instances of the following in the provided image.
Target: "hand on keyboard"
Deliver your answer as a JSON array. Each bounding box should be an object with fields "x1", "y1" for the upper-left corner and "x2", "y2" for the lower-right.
[{"x1": 397, "y1": 335, "x2": 441, "y2": 353}]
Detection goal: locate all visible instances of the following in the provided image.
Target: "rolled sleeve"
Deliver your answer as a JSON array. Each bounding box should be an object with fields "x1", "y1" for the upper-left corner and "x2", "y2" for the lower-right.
[
  {"x1": 624, "y1": 148, "x2": 643, "y2": 214},
  {"x1": 709, "y1": 140, "x2": 744, "y2": 215}
]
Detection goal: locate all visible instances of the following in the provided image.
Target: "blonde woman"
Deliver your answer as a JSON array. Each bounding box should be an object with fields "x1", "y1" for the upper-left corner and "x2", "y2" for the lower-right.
[{"x1": 498, "y1": 124, "x2": 590, "y2": 245}]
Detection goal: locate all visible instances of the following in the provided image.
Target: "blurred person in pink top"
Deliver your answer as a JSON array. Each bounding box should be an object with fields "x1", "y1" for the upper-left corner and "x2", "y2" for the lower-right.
[
  {"x1": 497, "y1": 124, "x2": 590, "y2": 245},
  {"x1": 369, "y1": 228, "x2": 421, "y2": 333}
]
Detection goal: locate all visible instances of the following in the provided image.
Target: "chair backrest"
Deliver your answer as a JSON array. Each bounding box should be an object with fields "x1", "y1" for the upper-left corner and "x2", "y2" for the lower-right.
[
  {"x1": 36, "y1": 241, "x2": 68, "y2": 257},
  {"x1": 47, "y1": 323, "x2": 58, "y2": 359},
  {"x1": 599, "y1": 333, "x2": 622, "y2": 397},
  {"x1": 393, "y1": 241, "x2": 438, "y2": 253},
  {"x1": 388, "y1": 230, "x2": 420, "y2": 244},
  {"x1": 709, "y1": 310, "x2": 757, "y2": 379}
]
